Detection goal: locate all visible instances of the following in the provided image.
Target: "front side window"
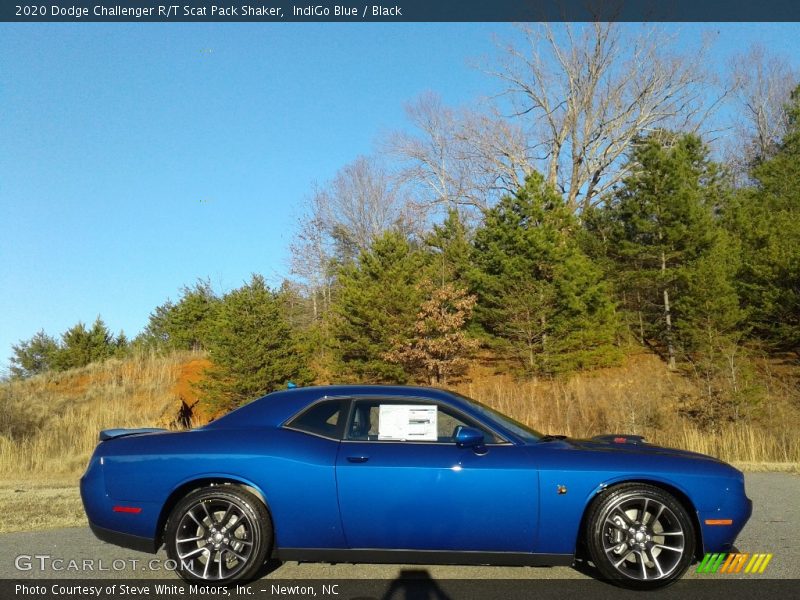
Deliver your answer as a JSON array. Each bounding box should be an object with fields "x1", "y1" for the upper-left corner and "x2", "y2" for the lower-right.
[
  {"x1": 346, "y1": 399, "x2": 501, "y2": 443},
  {"x1": 285, "y1": 398, "x2": 348, "y2": 439},
  {"x1": 450, "y1": 392, "x2": 543, "y2": 442}
]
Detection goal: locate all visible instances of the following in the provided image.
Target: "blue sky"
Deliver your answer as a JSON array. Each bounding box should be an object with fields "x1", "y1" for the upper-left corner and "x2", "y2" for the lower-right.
[{"x1": 1, "y1": 22, "x2": 799, "y2": 373}]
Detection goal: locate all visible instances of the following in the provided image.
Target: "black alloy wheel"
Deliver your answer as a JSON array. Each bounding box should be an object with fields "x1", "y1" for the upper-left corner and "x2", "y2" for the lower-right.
[
  {"x1": 585, "y1": 483, "x2": 696, "y2": 589},
  {"x1": 164, "y1": 485, "x2": 272, "y2": 583}
]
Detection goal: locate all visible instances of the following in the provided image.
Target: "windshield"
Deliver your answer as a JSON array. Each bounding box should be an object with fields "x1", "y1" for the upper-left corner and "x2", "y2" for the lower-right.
[{"x1": 451, "y1": 392, "x2": 543, "y2": 442}]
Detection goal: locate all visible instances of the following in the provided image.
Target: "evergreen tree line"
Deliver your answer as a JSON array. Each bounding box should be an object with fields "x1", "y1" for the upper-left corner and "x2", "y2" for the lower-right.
[
  {"x1": 9, "y1": 318, "x2": 128, "y2": 378},
  {"x1": 9, "y1": 88, "x2": 799, "y2": 420}
]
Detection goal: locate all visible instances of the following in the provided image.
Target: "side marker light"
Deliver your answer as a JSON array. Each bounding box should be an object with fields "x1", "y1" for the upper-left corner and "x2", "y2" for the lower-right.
[{"x1": 704, "y1": 519, "x2": 733, "y2": 525}]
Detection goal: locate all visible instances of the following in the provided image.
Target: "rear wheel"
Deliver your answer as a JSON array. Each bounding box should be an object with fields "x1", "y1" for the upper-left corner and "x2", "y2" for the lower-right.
[
  {"x1": 585, "y1": 483, "x2": 695, "y2": 589},
  {"x1": 164, "y1": 485, "x2": 272, "y2": 583}
]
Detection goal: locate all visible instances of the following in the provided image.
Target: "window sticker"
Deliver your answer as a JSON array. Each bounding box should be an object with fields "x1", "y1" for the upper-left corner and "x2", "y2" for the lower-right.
[{"x1": 378, "y1": 404, "x2": 438, "y2": 441}]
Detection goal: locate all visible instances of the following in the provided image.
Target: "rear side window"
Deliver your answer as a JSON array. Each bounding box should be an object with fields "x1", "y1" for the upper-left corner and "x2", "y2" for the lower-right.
[{"x1": 286, "y1": 399, "x2": 348, "y2": 440}]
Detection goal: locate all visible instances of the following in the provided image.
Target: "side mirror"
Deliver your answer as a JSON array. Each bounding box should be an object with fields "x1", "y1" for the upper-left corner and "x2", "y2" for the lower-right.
[{"x1": 454, "y1": 426, "x2": 485, "y2": 448}]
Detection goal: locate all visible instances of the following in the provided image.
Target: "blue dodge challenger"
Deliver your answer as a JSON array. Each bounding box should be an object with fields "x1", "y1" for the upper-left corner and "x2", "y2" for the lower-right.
[{"x1": 80, "y1": 385, "x2": 752, "y2": 589}]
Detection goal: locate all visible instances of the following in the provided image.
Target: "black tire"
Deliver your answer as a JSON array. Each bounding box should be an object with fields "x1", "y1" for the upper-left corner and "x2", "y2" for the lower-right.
[
  {"x1": 585, "y1": 483, "x2": 696, "y2": 590},
  {"x1": 164, "y1": 485, "x2": 272, "y2": 583}
]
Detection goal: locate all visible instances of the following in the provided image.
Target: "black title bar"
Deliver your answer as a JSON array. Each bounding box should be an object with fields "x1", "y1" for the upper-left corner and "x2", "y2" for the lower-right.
[{"x1": 4, "y1": 1, "x2": 800, "y2": 23}]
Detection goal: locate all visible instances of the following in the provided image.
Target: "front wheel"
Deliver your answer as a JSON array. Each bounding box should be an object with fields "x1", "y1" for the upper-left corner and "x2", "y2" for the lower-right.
[
  {"x1": 585, "y1": 483, "x2": 696, "y2": 589},
  {"x1": 164, "y1": 485, "x2": 272, "y2": 583}
]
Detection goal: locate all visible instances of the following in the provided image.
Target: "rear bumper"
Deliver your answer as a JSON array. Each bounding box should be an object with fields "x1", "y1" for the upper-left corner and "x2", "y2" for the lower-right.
[
  {"x1": 81, "y1": 452, "x2": 161, "y2": 552},
  {"x1": 89, "y1": 522, "x2": 159, "y2": 554}
]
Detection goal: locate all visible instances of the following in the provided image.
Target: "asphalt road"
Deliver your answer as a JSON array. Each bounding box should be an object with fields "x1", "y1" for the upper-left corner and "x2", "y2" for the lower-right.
[{"x1": 1, "y1": 473, "x2": 796, "y2": 583}]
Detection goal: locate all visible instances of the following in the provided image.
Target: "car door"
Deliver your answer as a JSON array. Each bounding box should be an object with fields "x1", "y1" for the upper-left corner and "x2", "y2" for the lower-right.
[{"x1": 335, "y1": 398, "x2": 538, "y2": 552}]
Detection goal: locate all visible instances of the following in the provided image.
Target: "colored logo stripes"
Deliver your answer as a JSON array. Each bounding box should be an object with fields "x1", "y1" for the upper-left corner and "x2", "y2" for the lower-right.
[{"x1": 697, "y1": 553, "x2": 773, "y2": 574}]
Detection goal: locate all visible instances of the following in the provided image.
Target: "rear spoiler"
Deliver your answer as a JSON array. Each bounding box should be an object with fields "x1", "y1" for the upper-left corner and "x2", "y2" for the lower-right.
[
  {"x1": 592, "y1": 434, "x2": 647, "y2": 445},
  {"x1": 99, "y1": 428, "x2": 167, "y2": 441}
]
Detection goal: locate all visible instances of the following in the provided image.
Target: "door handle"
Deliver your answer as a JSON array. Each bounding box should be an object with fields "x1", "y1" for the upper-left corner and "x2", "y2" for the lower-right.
[{"x1": 346, "y1": 456, "x2": 369, "y2": 463}]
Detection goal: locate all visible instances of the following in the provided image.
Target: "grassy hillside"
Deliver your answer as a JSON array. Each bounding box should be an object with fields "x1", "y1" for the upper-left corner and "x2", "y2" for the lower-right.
[
  {"x1": 456, "y1": 353, "x2": 800, "y2": 466},
  {"x1": 0, "y1": 351, "x2": 195, "y2": 476},
  {"x1": 0, "y1": 350, "x2": 798, "y2": 481}
]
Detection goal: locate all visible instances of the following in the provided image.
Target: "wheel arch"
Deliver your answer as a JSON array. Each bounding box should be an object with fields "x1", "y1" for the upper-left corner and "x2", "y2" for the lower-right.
[
  {"x1": 575, "y1": 477, "x2": 704, "y2": 562},
  {"x1": 155, "y1": 475, "x2": 272, "y2": 549}
]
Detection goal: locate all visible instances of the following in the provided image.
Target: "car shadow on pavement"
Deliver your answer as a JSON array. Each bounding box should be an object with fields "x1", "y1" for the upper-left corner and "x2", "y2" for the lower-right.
[
  {"x1": 254, "y1": 558, "x2": 284, "y2": 579},
  {"x1": 378, "y1": 569, "x2": 452, "y2": 600}
]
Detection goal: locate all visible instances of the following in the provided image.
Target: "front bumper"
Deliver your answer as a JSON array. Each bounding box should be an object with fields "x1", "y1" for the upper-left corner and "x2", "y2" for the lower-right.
[{"x1": 699, "y1": 494, "x2": 753, "y2": 553}]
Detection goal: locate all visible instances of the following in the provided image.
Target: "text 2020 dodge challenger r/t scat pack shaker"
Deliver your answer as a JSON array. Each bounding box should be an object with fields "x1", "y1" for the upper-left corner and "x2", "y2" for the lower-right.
[{"x1": 80, "y1": 385, "x2": 752, "y2": 589}]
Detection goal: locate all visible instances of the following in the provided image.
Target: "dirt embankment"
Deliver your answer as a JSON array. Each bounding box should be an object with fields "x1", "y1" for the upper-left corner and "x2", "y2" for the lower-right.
[{"x1": 167, "y1": 357, "x2": 214, "y2": 427}]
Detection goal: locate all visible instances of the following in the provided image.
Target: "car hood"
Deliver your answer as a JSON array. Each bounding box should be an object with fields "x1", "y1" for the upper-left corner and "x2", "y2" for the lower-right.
[{"x1": 552, "y1": 434, "x2": 725, "y2": 463}]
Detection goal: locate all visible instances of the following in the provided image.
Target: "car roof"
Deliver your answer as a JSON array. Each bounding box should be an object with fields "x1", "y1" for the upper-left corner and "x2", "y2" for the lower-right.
[{"x1": 202, "y1": 385, "x2": 476, "y2": 430}]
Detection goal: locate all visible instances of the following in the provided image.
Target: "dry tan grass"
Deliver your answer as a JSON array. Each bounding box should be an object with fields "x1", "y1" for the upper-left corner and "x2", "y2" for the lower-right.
[
  {"x1": 0, "y1": 478, "x2": 85, "y2": 533},
  {"x1": 0, "y1": 351, "x2": 191, "y2": 476},
  {"x1": 729, "y1": 462, "x2": 800, "y2": 473},
  {"x1": 456, "y1": 353, "x2": 800, "y2": 464}
]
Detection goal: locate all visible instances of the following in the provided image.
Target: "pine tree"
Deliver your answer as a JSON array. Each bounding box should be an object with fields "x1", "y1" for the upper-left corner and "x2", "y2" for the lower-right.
[
  {"x1": 470, "y1": 173, "x2": 621, "y2": 374},
  {"x1": 114, "y1": 331, "x2": 130, "y2": 357},
  {"x1": 332, "y1": 231, "x2": 427, "y2": 382},
  {"x1": 593, "y1": 132, "x2": 758, "y2": 421},
  {"x1": 674, "y1": 231, "x2": 746, "y2": 353},
  {"x1": 725, "y1": 85, "x2": 800, "y2": 351},
  {"x1": 674, "y1": 231, "x2": 759, "y2": 422},
  {"x1": 141, "y1": 280, "x2": 219, "y2": 351},
  {"x1": 425, "y1": 208, "x2": 472, "y2": 287},
  {"x1": 54, "y1": 317, "x2": 116, "y2": 371},
  {"x1": 201, "y1": 275, "x2": 310, "y2": 413},
  {"x1": 276, "y1": 279, "x2": 332, "y2": 382},
  {"x1": 9, "y1": 330, "x2": 59, "y2": 378},
  {"x1": 603, "y1": 132, "x2": 729, "y2": 368}
]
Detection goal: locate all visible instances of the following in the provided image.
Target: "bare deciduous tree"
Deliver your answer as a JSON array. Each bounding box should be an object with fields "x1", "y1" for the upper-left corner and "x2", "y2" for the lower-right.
[
  {"x1": 290, "y1": 189, "x2": 336, "y2": 320},
  {"x1": 727, "y1": 45, "x2": 797, "y2": 170},
  {"x1": 317, "y1": 156, "x2": 421, "y2": 257},
  {"x1": 386, "y1": 92, "x2": 532, "y2": 215},
  {"x1": 455, "y1": 107, "x2": 535, "y2": 201},
  {"x1": 386, "y1": 93, "x2": 470, "y2": 209},
  {"x1": 290, "y1": 155, "x2": 423, "y2": 319},
  {"x1": 489, "y1": 23, "x2": 715, "y2": 212}
]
